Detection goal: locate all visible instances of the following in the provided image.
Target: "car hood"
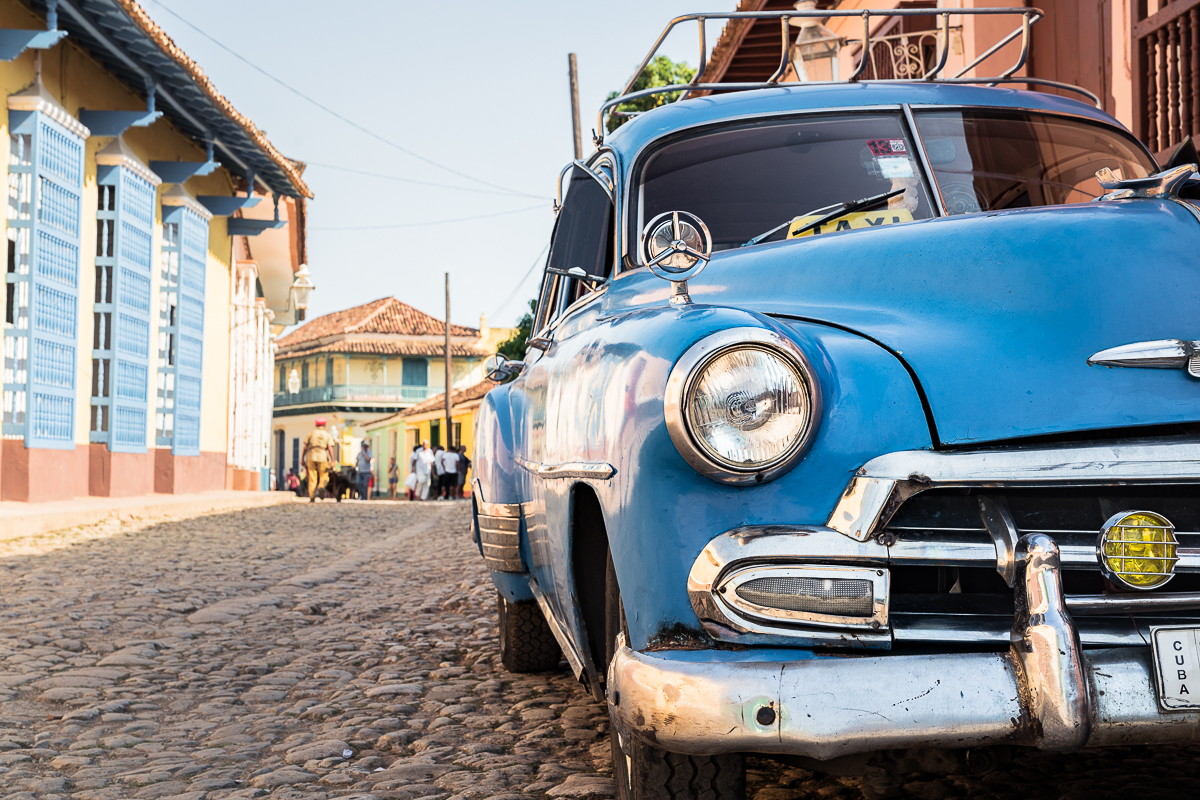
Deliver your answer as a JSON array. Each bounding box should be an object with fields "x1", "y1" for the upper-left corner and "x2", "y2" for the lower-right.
[{"x1": 606, "y1": 199, "x2": 1200, "y2": 445}]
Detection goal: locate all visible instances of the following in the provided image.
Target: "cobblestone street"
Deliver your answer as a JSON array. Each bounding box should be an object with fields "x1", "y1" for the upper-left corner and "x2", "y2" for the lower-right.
[{"x1": 3, "y1": 502, "x2": 1200, "y2": 800}]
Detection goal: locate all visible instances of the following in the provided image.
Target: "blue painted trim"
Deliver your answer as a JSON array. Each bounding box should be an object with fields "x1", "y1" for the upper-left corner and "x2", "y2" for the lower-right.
[
  {"x1": 0, "y1": 29, "x2": 67, "y2": 62},
  {"x1": 149, "y1": 160, "x2": 219, "y2": 184},
  {"x1": 77, "y1": 109, "x2": 162, "y2": 137},
  {"x1": 226, "y1": 218, "x2": 286, "y2": 236},
  {"x1": 490, "y1": 570, "x2": 534, "y2": 603},
  {"x1": 196, "y1": 195, "x2": 259, "y2": 216}
]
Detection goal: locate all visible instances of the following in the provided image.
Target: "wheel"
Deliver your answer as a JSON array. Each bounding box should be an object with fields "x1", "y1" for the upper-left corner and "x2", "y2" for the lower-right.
[
  {"x1": 605, "y1": 550, "x2": 745, "y2": 800},
  {"x1": 497, "y1": 591, "x2": 561, "y2": 673}
]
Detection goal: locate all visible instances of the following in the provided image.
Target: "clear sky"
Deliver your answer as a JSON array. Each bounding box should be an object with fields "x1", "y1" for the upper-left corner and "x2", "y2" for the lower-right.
[{"x1": 141, "y1": 0, "x2": 712, "y2": 332}]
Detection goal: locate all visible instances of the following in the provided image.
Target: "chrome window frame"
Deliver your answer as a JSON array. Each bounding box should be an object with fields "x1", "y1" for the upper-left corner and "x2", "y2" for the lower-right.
[{"x1": 532, "y1": 152, "x2": 621, "y2": 343}]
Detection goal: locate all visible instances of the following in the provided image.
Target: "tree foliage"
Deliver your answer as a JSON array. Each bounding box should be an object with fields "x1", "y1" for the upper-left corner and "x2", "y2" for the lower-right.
[
  {"x1": 496, "y1": 298, "x2": 537, "y2": 361},
  {"x1": 606, "y1": 56, "x2": 697, "y2": 133}
]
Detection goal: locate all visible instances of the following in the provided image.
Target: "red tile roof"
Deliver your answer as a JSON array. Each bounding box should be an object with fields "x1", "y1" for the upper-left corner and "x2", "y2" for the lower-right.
[
  {"x1": 366, "y1": 379, "x2": 498, "y2": 428},
  {"x1": 114, "y1": 0, "x2": 312, "y2": 199},
  {"x1": 277, "y1": 297, "x2": 479, "y2": 349},
  {"x1": 277, "y1": 339, "x2": 491, "y2": 360}
]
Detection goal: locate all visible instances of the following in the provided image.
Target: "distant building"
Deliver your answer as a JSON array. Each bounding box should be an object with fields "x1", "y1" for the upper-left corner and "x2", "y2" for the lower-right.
[
  {"x1": 362, "y1": 379, "x2": 497, "y2": 497},
  {"x1": 0, "y1": 0, "x2": 312, "y2": 501},
  {"x1": 271, "y1": 297, "x2": 510, "y2": 487}
]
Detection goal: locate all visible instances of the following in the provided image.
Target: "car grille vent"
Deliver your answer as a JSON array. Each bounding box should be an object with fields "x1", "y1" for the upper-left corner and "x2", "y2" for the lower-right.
[{"x1": 883, "y1": 485, "x2": 1200, "y2": 648}]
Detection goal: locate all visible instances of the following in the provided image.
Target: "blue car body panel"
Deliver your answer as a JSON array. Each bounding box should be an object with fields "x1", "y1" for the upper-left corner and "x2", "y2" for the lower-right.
[{"x1": 474, "y1": 81, "x2": 1199, "y2": 673}]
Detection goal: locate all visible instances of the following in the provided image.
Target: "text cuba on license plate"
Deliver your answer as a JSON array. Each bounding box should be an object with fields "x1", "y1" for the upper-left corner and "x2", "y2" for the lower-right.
[{"x1": 1151, "y1": 626, "x2": 1200, "y2": 710}]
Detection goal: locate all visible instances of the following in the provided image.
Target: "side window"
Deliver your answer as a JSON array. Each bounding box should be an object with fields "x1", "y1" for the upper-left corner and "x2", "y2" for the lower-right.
[{"x1": 532, "y1": 164, "x2": 614, "y2": 335}]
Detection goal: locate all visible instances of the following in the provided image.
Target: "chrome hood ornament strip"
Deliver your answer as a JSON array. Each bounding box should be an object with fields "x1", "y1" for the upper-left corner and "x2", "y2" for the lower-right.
[{"x1": 1088, "y1": 339, "x2": 1200, "y2": 377}]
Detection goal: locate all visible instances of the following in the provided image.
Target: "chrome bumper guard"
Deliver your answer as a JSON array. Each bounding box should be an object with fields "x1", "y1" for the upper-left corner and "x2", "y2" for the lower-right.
[{"x1": 608, "y1": 534, "x2": 1200, "y2": 760}]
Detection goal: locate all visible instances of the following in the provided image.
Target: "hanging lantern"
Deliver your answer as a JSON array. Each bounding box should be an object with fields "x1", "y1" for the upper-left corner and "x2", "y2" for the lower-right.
[{"x1": 789, "y1": 0, "x2": 841, "y2": 82}]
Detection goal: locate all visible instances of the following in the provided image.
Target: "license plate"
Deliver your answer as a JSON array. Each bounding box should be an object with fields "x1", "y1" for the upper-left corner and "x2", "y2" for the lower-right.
[{"x1": 1150, "y1": 626, "x2": 1200, "y2": 710}]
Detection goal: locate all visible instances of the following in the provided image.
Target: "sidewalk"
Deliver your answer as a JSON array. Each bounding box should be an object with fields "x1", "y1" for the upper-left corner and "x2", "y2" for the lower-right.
[{"x1": 0, "y1": 491, "x2": 297, "y2": 542}]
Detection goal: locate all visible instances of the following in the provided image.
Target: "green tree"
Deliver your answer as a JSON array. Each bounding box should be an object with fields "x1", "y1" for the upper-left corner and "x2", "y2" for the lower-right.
[
  {"x1": 605, "y1": 56, "x2": 697, "y2": 133},
  {"x1": 496, "y1": 298, "x2": 536, "y2": 362}
]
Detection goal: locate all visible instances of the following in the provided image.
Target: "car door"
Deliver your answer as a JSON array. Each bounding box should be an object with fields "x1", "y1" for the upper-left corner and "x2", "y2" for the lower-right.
[{"x1": 508, "y1": 161, "x2": 614, "y2": 661}]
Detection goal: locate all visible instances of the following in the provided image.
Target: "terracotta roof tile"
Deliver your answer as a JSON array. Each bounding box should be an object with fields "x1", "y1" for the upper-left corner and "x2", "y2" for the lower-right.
[
  {"x1": 364, "y1": 380, "x2": 498, "y2": 429},
  {"x1": 277, "y1": 297, "x2": 478, "y2": 348},
  {"x1": 114, "y1": 0, "x2": 312, "y2": 199},
  {"x1": 276, "y1": 339, "x2": 491, "y2": 360}
]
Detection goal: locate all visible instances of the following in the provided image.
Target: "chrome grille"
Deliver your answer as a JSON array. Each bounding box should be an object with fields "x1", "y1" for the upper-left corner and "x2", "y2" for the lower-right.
[{"x1": 884, "y1": 485, "x2": 1200, "y2": 646}]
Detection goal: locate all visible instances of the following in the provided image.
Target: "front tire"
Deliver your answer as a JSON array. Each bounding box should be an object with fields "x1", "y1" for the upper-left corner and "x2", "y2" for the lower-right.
[
  {"x1": 497, "y1": 592, "x2": 561, "y2": 673},
  {"x1": 605, "y1": 551, "x2": 745, "y2": 800}
]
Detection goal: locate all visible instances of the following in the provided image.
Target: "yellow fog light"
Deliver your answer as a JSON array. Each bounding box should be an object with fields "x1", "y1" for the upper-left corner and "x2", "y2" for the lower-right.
[{"x1": 1097, "y1": 511, "x2": 1178, "y2": 590}]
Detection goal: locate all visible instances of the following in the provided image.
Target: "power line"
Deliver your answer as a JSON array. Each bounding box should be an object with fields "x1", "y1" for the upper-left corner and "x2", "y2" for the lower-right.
[
  {"x1": 492, "y1": 243, "x2": 550, "y2": 319},
  {"x1": 145, "y1": 0, "x2": 544, "y2": 200},
  {"x1": 302, "y1": 160, "x2": 552, "y2": 199},
  {"x1": 309, "y1": 204, "x2": 546, "y2": 231}
]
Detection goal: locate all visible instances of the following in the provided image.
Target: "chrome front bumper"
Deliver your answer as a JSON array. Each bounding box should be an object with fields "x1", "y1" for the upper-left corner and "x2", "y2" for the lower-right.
[{"x1": 607, "y1": 534, "x2": 1200, "y2": 759}]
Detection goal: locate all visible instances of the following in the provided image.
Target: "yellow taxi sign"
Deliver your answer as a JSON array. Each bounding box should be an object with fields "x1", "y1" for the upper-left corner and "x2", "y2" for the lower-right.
[{"x1": 787, "y1": 209, "x2": 915, "y2": 239}]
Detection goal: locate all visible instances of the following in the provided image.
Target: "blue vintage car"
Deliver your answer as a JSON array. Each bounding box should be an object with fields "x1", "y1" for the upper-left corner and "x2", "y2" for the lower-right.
[{"x1": 473, "y1": 8, "x2": 1200, "y2": 799}]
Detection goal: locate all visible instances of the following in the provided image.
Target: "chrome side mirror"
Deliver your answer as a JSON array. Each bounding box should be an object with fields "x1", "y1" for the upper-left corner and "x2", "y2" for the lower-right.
[
  {"x1": 485, "y1": 353, "x2": 525, "y2": 382},
  {"x1": 639, "y1": 211, "x2": 713, "y2": 306}
]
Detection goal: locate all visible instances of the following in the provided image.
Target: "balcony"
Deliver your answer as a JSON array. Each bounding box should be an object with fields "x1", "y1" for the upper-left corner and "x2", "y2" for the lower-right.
[{"x1": 274, "y1": 384, "x2": 435, "y2": 408}]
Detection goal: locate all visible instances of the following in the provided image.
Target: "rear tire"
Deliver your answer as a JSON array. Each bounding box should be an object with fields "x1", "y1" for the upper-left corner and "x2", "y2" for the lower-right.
[
  {"x1": 497, "y1": 591, "x2": 561, "y2": 673},
  {"x1": 605, "y1": 551, "x2": 745, "y2": 800}
]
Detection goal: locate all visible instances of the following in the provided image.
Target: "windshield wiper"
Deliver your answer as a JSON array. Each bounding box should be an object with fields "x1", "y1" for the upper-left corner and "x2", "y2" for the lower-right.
[{"x1": 739, "y1": 187, "x2": 906, "y2": 248}]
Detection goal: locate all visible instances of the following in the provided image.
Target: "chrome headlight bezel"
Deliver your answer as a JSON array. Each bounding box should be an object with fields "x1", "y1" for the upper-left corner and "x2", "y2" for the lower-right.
[{"x1": 665, "y1": 327, "x2": 820, "y2": 485}]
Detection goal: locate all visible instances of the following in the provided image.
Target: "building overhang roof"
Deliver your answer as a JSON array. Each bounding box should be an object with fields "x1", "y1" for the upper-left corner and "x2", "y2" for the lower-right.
[{"x1": 33, "y1": 0, "x2": 311, "y2": 199}]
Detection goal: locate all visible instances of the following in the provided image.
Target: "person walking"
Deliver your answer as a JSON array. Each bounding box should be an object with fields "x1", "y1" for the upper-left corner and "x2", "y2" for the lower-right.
[
  {"x1": 387, "y1": 457, "x2": 399, "y2": 500},
  {"x1": 432, "y1": 444, "x2": 445, "y2": 501},
  {"x1": 406, "y1": 444, "x2": 420, "y2": 501},
  {"x1": 302, "y1": 418, "x2": 335, "y2": 503},
  {"x1": 441, "y1": 446, "x2": 459, "y2": 500},
  {"x1": 414, "y1": 440, "x2": 435, "y2": 500},
  {"x1": 285, "y1": 469, "x2": 300, "y2": 496},
  {"x1": 456, "y1": 445, "x2": 471, "y2": 499},
  {"x1": 355, "y1": 441, "x2": 372, "y2": 500}
]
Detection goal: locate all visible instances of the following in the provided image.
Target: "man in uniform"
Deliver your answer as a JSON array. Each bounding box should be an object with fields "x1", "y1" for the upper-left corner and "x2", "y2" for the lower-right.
[{"x1": 302, "y1": 418, "x2": 336, "y2": 503}]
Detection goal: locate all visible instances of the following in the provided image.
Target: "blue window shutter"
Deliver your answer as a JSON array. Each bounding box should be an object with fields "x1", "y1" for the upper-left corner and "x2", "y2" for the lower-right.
[
  {"x1": 25, "y1": 112, "x2": 84, "y2": 449},
  {"x1": 103, "y1": 165, "x2": 154, "y2": 453},
  {"x1": 173, "y1": 207, "x2": 206, "y2": 456}
]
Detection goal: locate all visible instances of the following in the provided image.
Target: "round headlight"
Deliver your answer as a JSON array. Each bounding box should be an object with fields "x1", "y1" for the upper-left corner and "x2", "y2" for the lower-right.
[
  {"x1": 1098, "y1": 511, "x2": 1178, "y2": 590},
  {"x1": 665, "y1": 328, "x2": 819, "y2": 485}
]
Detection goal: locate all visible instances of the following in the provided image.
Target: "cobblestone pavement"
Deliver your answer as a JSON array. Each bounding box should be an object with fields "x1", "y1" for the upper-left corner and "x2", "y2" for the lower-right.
[{"x1": 2, "y1": 501, "x2": 1199, "y2": 800}]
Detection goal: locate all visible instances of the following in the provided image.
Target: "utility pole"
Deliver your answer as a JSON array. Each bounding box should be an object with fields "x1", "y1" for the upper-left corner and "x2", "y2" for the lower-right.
[
  {"x1": 569, "y1": 53, "x2": 583, "y2": 160},
  {"x1": 444, "y1": 273, "x2": 453, "y2": 449}
]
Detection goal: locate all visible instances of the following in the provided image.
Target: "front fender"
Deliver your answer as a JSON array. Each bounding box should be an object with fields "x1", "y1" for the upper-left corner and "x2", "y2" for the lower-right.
[{"x1": 538, "y1": 301, "x2": 934, "y2": 651}]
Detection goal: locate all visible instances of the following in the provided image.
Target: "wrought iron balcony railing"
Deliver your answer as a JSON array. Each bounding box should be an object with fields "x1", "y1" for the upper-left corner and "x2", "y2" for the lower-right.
[{"x1": 274, "y1": 384, "x2": 435, "y2": 407}]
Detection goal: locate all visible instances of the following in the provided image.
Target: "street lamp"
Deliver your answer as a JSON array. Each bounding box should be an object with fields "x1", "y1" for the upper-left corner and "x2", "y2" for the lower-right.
[
  {"x1": 287, "y1": 368, "x2": 300, "y2": 395},
  {"x1": 290, "y1": 264, "x2": 314, "y2": 321},
  {"x1": 789, "y1": 0, "x2": 841, "y2": 82}
]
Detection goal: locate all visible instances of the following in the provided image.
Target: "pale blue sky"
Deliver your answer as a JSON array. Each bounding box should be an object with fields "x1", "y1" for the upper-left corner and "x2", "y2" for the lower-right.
[{"x1": 142, "y1": 0, "x2": 713, "y2": 331}]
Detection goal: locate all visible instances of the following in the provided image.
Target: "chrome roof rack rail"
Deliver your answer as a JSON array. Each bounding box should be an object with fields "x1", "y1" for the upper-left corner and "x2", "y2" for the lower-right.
[{"x1": 598, "y1": 6, "x2": 1100, "y2": 144}]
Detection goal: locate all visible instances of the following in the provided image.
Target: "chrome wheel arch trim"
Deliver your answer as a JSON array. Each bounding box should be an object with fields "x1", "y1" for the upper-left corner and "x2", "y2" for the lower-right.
[
  {"x1": 664, "y1": 326, "x2": 821, "y2": 486},
  {"x1": 828, "y1": 436, "x2": 1200, "y2": 542}
]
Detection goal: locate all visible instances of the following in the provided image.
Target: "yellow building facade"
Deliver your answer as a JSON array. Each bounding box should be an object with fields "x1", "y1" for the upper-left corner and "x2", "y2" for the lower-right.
[{"x1": 0, "y1": 0, "x2": 311, "y2": 501}]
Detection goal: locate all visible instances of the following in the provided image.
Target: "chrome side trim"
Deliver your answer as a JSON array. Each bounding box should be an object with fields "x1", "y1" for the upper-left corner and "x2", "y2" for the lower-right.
[
  {"x1": 1011, "y1": 534, "x2": 1090, "y2": 752},
  {"x1": 827, "y1": 437, "x2": 1200, "y2": 542},
  {"x1": 1066, "y1": 592, "x2": 1200, "y2": 615},
  {"x1": 1088, "y1": 339, "x2": 1199, "y2": 372},
  {"x1": 515, "y1": 456, "x2": 616, "y2": 480},
  {"x1": 528, "y1": 577, "x2": 584, "y2": 679}
]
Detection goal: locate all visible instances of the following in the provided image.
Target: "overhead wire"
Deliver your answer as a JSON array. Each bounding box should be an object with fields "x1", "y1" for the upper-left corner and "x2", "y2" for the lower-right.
[
  {"x1": 145, "y1": 0, "x2": 545, "y2": 200},
  {"x1": 301, "y1": 160, "x2": 552, "y2": 199},
  {"x1": 491, "y1": 242, "x2": 550, "y2": 320}
]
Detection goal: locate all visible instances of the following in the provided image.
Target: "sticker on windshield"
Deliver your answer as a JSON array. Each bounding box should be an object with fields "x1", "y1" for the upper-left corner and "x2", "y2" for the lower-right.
[
  {"x1": 787, "y1": 209, "x2": 915, "y2": 238},
  {"x1": 868, "y1": 138, "x2": 907, "y2": 155},
  {"x1": 876, "y1": 156, "x2": 915, "y2": 179}
]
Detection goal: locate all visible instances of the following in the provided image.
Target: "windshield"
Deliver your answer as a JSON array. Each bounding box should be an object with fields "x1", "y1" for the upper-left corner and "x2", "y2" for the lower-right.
[
  {"x1": 634, "y1": 114, "x2": 937, "y2": 256},
  {"x1": 911, "y1": 109, "x2": 1156, "y2": 214}
]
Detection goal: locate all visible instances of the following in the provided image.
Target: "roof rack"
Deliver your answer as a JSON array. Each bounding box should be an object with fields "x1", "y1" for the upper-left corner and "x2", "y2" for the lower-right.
[{"x1": 598, "y1": 6, "x2": 1099, "y2": 143}]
